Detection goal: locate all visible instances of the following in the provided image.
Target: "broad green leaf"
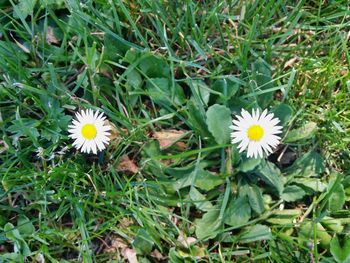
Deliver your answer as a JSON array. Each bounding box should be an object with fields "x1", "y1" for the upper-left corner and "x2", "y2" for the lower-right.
[
  {"x1": 187, "y1": 101, "x2": 211, "y2": 138},
  {"x1": 238, "y1": 156, "x2": 261, "y2": 172},
  {"x1": 255, "y1": 161, "x2": 284, "y2": 195},
  {"x1": 0, "y1": 253, "x2": 25, "y2": 262},
  {"x1": 168, "y1": 248, "x2": 184, "y2": 263},
  {"x1": 4, "y1": 223, "x2": 31, "y2": 256},
  {"x1": 189, "y1": 80, "x2": 211, "y2": 106},
  {"x1": 4, "y1": 223, "x2": 22, "y2": 241},
  {"x1": 14, "y1": 0, "x2": 37, "y2": 19},
  {"x1": 224, "y1": 196, "x2": 251, "y2": 227},
  {"x1": 271, "y1": 103, "x2": 294, "y2": 126},
  {"x1": 123, "y1": 48, "x2": 140, "y2": 63},
  {"x1": 285, "y1": 122, "x2": 317, "y2": 143},
  {"x1": 321, "y1": 217, "x2": 344, "y2": 234},
  {"x1": 132, "y1": 229, "x2": 154, "y2": 254},
  {"x1": 330, "y1": 236, "x2": 350, "y2": 263},
  {"x1": 293, "y1": 178, "x2": 327, "y2": 192},
  {"x1": 146, "y1": 78, "x2": 185, "y2": 106},
  {"x1": 139, "y1": 54, "x2": 170, "y2": 78},
  {"x1": 17, "y1": 215, "x2": 35, "y2": 236},
  {"x1": 239, "y1": 224, "x2": 272, "y2": 243},
  {"x1": 267, "y1": 209, "x2": 301, "y2": 225},
  {"x1": 206, "y1": 104, "x2": 232, "y2": 145},
  {"x1": 173, "y1": 172, "x2": 192, "y2": 191},
  {"x1": 282, "y1": 185, "x2": 306, "y2": 202},
  {"x1": 173, "y1": 168, "x2": 224, "y2": 191},
  {"x1": 142, "y1": 140, "x2": 162, "y2": 158},
  {"x1": 126, "y1": 69, "x2": 142, "y2": 90},
  {"x1": 328, "y1": 181, "x2": 345, "y2": 212},
  {"x1": 246, "y1": 185, "x2": 265, "y2": 215},
  {"x1": 189, "y1": 187, "x2": 213, "y2": 211},
  {"x1": 285, "y1": 151, "x2": 324, "y2": 178},
  {"x1": 299, "y1": 221, "x2": 331, "y2": 248},
  {"x1": 194, "y1": 169, "x2": 225, "y2": 191},
  {"x1": 252, "y1": 59, "x2": 274, "y2": 108},
  {"x1": 195, "y1": 206, "x2": 222, "y2": 240},
  {"x1": 210, "y1": 78, "x2": 240, "y2": 104},
  {"x1": 104, "y1": 34, "x2": 130, "y2": 59}
]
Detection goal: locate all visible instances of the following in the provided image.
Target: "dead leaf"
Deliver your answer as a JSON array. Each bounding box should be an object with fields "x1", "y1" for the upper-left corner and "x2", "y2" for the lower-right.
[
  {"x1": 177, "y1": 233, "x2": 197, "y2": 248},
  {"x1": 117, "y1": 155, "x2": 139, "y2": 174},
  {"x1": 46, "y1": 26, "x2": 59, "y2": 44},
  {"x1": 35, "y1": 253, "x2": 45, "y2": 263},
  {"x1": 0, "y1": 140, "x2": 9, "y2": 154},
  {"x1": 104, "y1": 237, "x2": 128, "y2": 253},
  {"x1": 104, "y1": 236, "x2": 138, "y2": 263},
  {"x1": 153, "y1": 130, "x2": 186, "y2": 150},
  {"x1": 124, "y1": 248, "x2": 138, "y2": 263},
  {"x1": 150, "y1": 249, "x2": 166, "y2": 260},
  {"x1": 118, "y1": 217, "x2": 133, "y2": 228},
  {"x1": 284, "y1": 57, "x2": 300, "y2": 69},
  {"x1": 105, "y1": 120, "x2": 128, "y2": 141}
]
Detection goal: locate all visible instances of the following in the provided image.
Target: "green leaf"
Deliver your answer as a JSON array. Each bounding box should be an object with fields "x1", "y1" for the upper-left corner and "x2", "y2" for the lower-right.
[
  {"x1": 328, "y1": 181, "x2": 345, "y2": 212},
  {"x1": 267, "y1": 209, "x2": 302, "y2": 225},
  {"x1": 173, "y1": 168, "x2": 224, "y2": 191},
  {"x1": 285, "y1": 151, "x2": 325, "y2": 178},
  {"x1": 0, "y1": 253, "x2": 25, "y2": 262},
  {"x1": 189, "y1": 80, "x2": 211, "y2": 106},
  {"x1": 238, "y1": 156, "x2": 261, "y2": 172},
  {"x1": 271, "y1": 103, "x2": 294, "y2": 126},
  {"x1": 187, "y1": 101, "x2": 211, "y2": 138},
  {"x1": 252, "y1": 59, "x2": 274, "y2": 108},
  {"x1": 210, "y1": 78, "x2": 240, "y2": 104},
  {"x1": 17, "y1": 215, "x2": 35, "y2": 236},
  {"x1": 195, "y1": 206, "x2": 222, "y2": 240},
  {"x1": 245, "y1": 185, "x2": 265, "y2": 215},
  {"x1": 282, "y1": 185, "x2": 306, "y2": 202},
  {"x1": 224, "y1": 196, "x2": 251, "y2": 227},
  {"x1": 145, "y1": 78, "x2": 185, "y2": 106},
  {"x1": 194, "y1": 169, "x2": 225, "y2": 191},
  {"x1": 255, "y1": 161, "x2": 284, "y2": 195},
  {"x1": 168, "y1": 248, "x2": 184, "y2": 263},
  {"x1": 299, "y1": 221, "x2": 332, "y2": 248},
  {"x1": 14, "y1": 0, "x2": 37, "y2": 19},
  {"x1": 285, "y1": 122, "x2": 317, "y2": 143},
  {"x1": 4, "y1": 223, "x2": 22, "y2": 241},
  {"x1": 189, "y1": 187, "x2": 213, "y2": 211},
  {"x1": 4, "y1": 223, "x2": 31, "y2": 256},
  {"x1": 139, "y1": 54, "x2": 170, "y2": 78},
  {"x1": 293, "y1": 178, "x2": 327, "y2": 192},
  {"x1": 239, "y1": 224, "x2": 272, "y2": 243},
  {"x1": 206, "y1": 104, "x2": 232, "y2": 145},
  {"x1": 330, "y1": 236, "x2": 350, "y2": 263},
  {"x1": 104, "y1": 33, "x2": 130, "y2": 59},
  {"x1": 126, "y1": 69, "x2": 142, "y2": 90},
  {"x1": 321, "y1": 217, "x2": 344, "y2": 234},
  {"x1": 132, "y1": 229, "x2": 154, "y2": 254}
]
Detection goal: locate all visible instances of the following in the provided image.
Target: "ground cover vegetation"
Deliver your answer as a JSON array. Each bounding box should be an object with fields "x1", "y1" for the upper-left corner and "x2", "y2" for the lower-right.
[{"x1": 0, "y1": 0, "x2": 350, "y2": 262}]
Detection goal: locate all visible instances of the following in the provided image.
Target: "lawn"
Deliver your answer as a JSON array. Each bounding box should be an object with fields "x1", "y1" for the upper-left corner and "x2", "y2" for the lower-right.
[{"x1": 0, "y1": 0, "x2": 350, "y2": 262}]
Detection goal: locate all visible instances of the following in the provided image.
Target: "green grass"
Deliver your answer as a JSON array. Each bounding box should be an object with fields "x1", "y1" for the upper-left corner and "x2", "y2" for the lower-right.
[{"x1": 0, "y1": 0, "x2": 350, "y2": 262}]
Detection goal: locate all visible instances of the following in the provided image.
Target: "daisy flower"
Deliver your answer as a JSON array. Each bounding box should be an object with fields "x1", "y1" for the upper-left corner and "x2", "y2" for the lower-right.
[
  {"x1": 230, "y1": 108, "x2": 282, "y2": 159},
  {"x1": 68, "y1": 109, "x2": 111, "y2": 154}
]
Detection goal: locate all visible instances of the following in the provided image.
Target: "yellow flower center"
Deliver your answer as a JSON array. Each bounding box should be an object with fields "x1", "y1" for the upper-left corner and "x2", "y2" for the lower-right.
[
  {"x1": 81, "y1": 124, "x2": 97, "y2": 140},
  {"x1": 247, "y1": 125, "x2": 264, "y2": 141}
]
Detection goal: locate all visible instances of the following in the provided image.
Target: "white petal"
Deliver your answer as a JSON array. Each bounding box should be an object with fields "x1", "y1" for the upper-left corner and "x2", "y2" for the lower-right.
[
  {"x1": 237, "y1": 138, "x2": 249, "y2": 152},
  {"x1": 257, "y1": 144, "x2": 263, "y2": 158},
  {"x1": 259, "y1": 109, "x2": 268, "y2": 121},
  {"x1": 231, "y1": 136, "x2": 243, "y2": 144},
  {"x1": 91, "y1": 141, "x2": 97, "y2": 154}
]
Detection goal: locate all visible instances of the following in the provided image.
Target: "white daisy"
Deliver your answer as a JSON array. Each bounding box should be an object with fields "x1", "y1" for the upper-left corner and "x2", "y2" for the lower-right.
[
  {"x1": 230, "y1": 108, "x2": 282, "y2": 159},
  {"x1": 68, "y1": 109, "x2": 111, "y2": 154}
]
